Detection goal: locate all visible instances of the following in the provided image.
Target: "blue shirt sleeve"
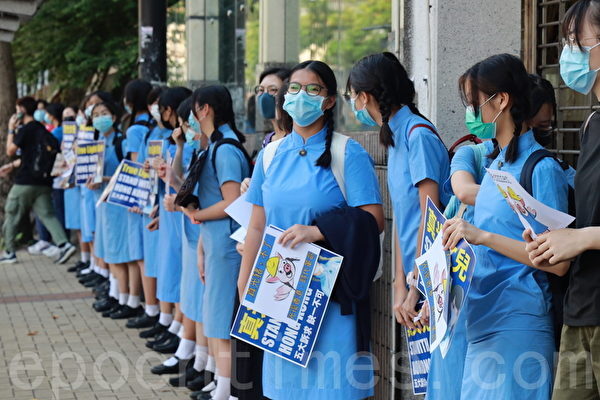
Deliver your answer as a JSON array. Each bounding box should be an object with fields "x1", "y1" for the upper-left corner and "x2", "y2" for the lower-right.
[
  {"x1": 125, "y1": 125, "x2": 148, "y2": 154},
  {"x1": 343, "y1": 139, "x2": 382, "y2": 207},
  {"x1": 532, "y1": 157, "x2": 569, "y2": 213},
  {"x1": 408, "y1": 127, "x2": 449, "y2": 187},
  {"x1": 246, "y1": 150, "x2": 265, "y2": 207},
  {"x1": 214, "y1": 144, "x2": 246, "y2": 186}
]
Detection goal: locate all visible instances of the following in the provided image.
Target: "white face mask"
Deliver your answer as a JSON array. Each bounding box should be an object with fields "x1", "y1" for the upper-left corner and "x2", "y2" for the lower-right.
[{"x1": 150, "y1": 104, "x2": 161, "y2": 122}]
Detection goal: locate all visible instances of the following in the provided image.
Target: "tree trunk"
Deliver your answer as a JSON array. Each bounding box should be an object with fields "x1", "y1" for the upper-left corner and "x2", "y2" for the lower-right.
[{"x1": 0, "y1": 42, "x2": 18, "y2": 225}]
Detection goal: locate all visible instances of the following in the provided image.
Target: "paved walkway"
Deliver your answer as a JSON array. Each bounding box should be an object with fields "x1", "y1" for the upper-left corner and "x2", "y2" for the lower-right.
[{"x1": 0, "y1": 251, "x2": 189, "y2": 400}]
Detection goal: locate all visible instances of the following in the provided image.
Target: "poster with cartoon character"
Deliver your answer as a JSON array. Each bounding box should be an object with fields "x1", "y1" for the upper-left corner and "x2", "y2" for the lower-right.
[
  {"x1": 232, "y1": 241, "x2": 343, "y2": 367},
  {"x1": 487, "y1": 169, "x2": 575, "y2": 238},
  {"x1": 415, "y1": 234, "x2": 451, "y2": 352},
  {"x1": 242, "y1": 225, "x2": 323, "y2": 326}
]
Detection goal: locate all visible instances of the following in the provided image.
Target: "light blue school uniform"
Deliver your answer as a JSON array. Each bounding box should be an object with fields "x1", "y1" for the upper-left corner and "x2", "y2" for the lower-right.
[
  {"x1": 198, "y1": 124, "x2": 250, "y2": 339},
  {"x1": 64, "y1": 186, "x2": 81, "y2": 230},
  {"x1": 79, "y1": 186, "x2": 95, "y2": 243},
  {"x1": 461, "y1": 131, "x2": 568, "y2": 399},
  {"x1": 156, "y1": 141, "x2": 194, "y2": 303},
  {"x1": 126, "y1": 114, "x2": 152, "y2": 262},
  {"x1": 387, "y1": 106, "x2": 450, "y2": 275},
  {"x1": 94, "y1": 131, "x2": 130, "y2": 264},
  {"x1": 180, "y1": 179, "x2": 204, "y2": 323},
  {"x1": 427, "y1": 140, "x2": 494, "y2": 400},
  {"x1": 247, "y1": 127, "x2": 382, "y2": 400},
  {"x1": 137, "y1": 125, "x2": 171, "y2": 278}
]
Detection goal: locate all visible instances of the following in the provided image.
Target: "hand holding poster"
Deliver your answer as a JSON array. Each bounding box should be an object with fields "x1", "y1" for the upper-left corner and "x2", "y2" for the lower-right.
[
  {"x1": 103, "y1": 160, "x2": 152, "y2": 209},
  {"x1": 487, "y1": 168, "x2": 575, "y2": 238},
  {"x1": 75, "y1": 140, "x2": 104, "y2": 185},
  {"x1": 232, "y1": 225, "x2": 343, "y2": 367}
]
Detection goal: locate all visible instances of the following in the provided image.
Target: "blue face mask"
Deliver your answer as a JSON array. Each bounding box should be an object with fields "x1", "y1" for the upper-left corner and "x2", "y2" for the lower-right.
[
  {"x1": 76, "y1": 114, "x2": 86, "y2": 127},
  {"x1": 185, "y1": 130, "x2": 199, "y2": 149},
  {"x1": 282, "y1": 90, "x2": 325, "y2": 127},
  {"x1": 124, "y1": 104, "x2": 132, "y2": 114},
  {"x1": 84, "y1": 105, "x2": 94, "y2": 118},
  {"x1": 351, "y1": 98, "x2": 377, "y2": 126},
  {"x1": 560, "y1": 43, "x2": 600, "y2": 94},
  {"x1": 34, "y1": 109, "x2": 46, "y2": 122},
  {"x1": 43, "y1": 113, "x2": 53, "y2": 125},
  {"x1": 257, "y1": 93, "x2": 276, "y2": 119},
  {"x1": 92, "y1": 115, "x2": 114, "y2": 134},
  {"x1": 188, "y1": 112, "x2": 200, "y2": 134}
]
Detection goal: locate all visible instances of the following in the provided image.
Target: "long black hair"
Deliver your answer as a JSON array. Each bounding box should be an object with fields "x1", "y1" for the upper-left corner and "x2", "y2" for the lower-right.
[
  {"x1": 348, "y1": 52, "x2": 429, "y2": 147},
  {"x1": 159, "y1": 86, "x2": 192, "y2": 121},
  {"x1": 459, "y1": 53, "x2": 531, "y2": 163},
  {"x1": 275, "y1": 82, "x2": 293, "y2": 134},
  {"x1": 46, "y1": 103, "x2": 65, "y2": 126},
  {"x1": 192, "y1": 85, "x2": 245, "y2": 143},
  {"x1": 176, "y1": 96, "x2": 193, "y2": 121},
  {"x1": 562, "y1": 0, "x2": 600, "y2": 49},
  {"x1": 123, "y1": 79, "x2": 152, "y2": 118},
  {"x1": 289, "y1": 60, "x2": 337, "y2": 167},
  {"x1": 529, "y1": 74, "x2": 556, "y2": 147}
]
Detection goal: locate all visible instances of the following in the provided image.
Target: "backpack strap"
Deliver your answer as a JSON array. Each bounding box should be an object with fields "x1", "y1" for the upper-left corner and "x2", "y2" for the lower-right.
[
  {"x1": 112, "y1": 132, "x2": 125, "y2": 162},
  {"x1": 211, "y1": 138, "x2": 253, "y2": 174},
  {"x1": 408, "y1": 123, "x2": 444, "y2": 143},
  {"x1": 331, "y1": 132, "x2": 350, "y2": 201},
  {"x1": 581, "y1": 111, "x2": 596, "y2": 140},
  {"x1": 448, "y1": 134, "x2": 482, "y2": 155},
  {"x1": 262, "y1": 137, "x2": 284, "y2": 174},
  {"x1": 519, "y1": 149, "x2": 556, "y2": 195}
]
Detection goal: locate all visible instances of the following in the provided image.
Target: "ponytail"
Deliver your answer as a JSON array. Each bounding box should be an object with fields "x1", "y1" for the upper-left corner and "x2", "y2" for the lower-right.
[{"x1": 316, "y1": 110, "x2": 334, "y2": 167}]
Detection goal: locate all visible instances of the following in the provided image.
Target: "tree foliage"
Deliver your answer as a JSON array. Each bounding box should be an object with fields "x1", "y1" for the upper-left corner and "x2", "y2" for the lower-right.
[{"x1": 13, "y1": 0, "x2": 139, "y2": 92}]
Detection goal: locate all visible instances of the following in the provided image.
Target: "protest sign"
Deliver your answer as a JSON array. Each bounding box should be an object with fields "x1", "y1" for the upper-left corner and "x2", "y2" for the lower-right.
[
  {"x1": 62, "y1": 121, "x2": 77, "y2": 151},
  {"x1": 104, "y1": 160, "x2": 152, "y2": 209},
  {"x1": 487, "y1": 168, "x2": 575, "y2": 238},
  {"x1": 75, "y1": 140, "x2": 104, "y2": 185},
  {"x1": 232, "y1": 237, "x2": 343, "y2": 368},
  {"x1": 405, "y1": 326, "x2": 431, "y2": 395},
  {"x1": 147, "y1": 140, "x2": 163, "y2": 195},
  {"x1": 77, "y1": 125, "x2": 96, "y2": 143}
]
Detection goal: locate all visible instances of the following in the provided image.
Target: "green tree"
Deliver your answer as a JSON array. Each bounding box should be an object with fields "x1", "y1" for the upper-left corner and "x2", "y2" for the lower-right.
[{"x1": 12, "y1": 0, "x2": 139, "y2": 95}]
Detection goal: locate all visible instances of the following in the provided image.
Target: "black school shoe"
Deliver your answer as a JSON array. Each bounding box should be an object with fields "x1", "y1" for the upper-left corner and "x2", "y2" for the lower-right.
[
  {"x1": 168, "y1": 361, "x2": 199, "y2": 386},
  {"x1": 150, "y1": 356, "x2": 194, "y2": 375},
  {"x1": 84, "y1": 275, "x2": 107, "y2": 288},
  {"x1": 79, "y1": 272, "x2": 101, "y2": 284},
  {"x1": 140, "y1": 322, "x2": 168, "y2": 339},
  {"x1": 153, "y1": 334, "x2": 180, "y2": 354},
  {"x1": 102, "y1": 303, "x2": 122, "y2": 318},
  {"x1": 67, "y1": 260, "x2": 89, "y2": 273},
  {"x1": 146, "y1": 330, "x2": 172, "y2": 348},
  {"x1": 93, "y1": 297, "x2": 117, "y2": 312},
  {"x1": 110, "y1": 305, "x2": 144, "y2": 319},
  {"x1": 126, "y1": 313, "x2": 158, "y2": 329},
  {"x1": 190, "y1": 380, "x2": 217, "y2": 400},
  {"x1": 186, "y1": 370, "x2": 215, "y2": 391}
]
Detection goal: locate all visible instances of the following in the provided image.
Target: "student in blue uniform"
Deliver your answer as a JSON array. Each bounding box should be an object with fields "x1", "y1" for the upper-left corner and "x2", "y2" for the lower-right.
[
  {"x1": 239, "y1": 61, "x2": 383, "y2": 400},
  {"x1": 87, "y1": 101, "x2": 137, "y2": 318},
  {"x1": 121, "y1": 79, "x2": 153, "y2": 319},
  {"x1": 347, "y1": 52, "x2": 450, "y2": 328},
  {"x1": 145, "y1": 87, "x2": 192, "y2": 355},
  {"x1": 181, "y1": 85, "x2": 251, "y2": 400},
  {"x1": 441, "y1": 54, "x2": 571, "y2": 399},
  {"x1": 127, "y1": 86, "x2": 169, "y2": 330}
]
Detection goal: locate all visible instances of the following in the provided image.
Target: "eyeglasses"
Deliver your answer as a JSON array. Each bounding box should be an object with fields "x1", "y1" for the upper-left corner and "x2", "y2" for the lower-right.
[
  {"x1": 563, "y1": 36, "x2": 600, "y2": 48},
  {"x1": 254, "y1": 85, "x2": 279, "y2": 95},
  {"x1": 287, "y1": 82, "x2": 325, "y2": 96}
]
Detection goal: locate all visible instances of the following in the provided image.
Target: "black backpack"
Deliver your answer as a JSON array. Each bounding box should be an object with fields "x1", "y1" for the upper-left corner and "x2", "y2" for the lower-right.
[
  {"x1": 520, "y1": 149, "x2": 575, "y2": 350},
  {"x1": 113, "y1": 132, "x2": 125, "y2": 162},
  {"x1": 31, "y1": 123, "x2": 60, "y2": 180},
  {"x1": 175, "y1": 139, "x2": 253, "y2": 208}
]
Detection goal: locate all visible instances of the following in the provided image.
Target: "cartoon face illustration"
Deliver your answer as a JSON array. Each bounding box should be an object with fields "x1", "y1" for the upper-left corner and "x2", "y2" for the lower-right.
[
  {"x1": 431, "y1": 264, "x2": 447, "y2": 320},
  {"x1": 265, "y1": 253, "x2": 299, "y2": 301}
]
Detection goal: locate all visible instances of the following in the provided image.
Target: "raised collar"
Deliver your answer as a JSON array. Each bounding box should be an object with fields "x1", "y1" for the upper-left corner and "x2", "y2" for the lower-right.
[
  {"x1": 497, "y1": 130, "x2": 536, "y2": 161},
  {"x1": 210, "y1": 123, "x2": 238, "y2": 144},
  {"x1": 289, "y1": 125, "x2": 328, "y2": 147},
  {"x1": 388, "y1": 104, "x2": 413, "y2": 133}
]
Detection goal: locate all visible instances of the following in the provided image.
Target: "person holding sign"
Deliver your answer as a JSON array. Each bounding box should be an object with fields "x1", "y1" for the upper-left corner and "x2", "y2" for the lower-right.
[
  {"x1": 346, "y1": 52, "x2": 450, "y2": 330},
  {"x1": 441, "y1": 54, "x2": 571, "y2": 399},
  {"x1": 239, "y1": 61, "x2": 383, "y2": 400},
  {"x1": 180, "y1": 85, "x2": 251, "y2": 400},
  {"x1": 122, "y1": 79, "x2": 153, "y2": 322},
  {"x1": 88, "y1": 101, "x2": 140, "y2": 318}
]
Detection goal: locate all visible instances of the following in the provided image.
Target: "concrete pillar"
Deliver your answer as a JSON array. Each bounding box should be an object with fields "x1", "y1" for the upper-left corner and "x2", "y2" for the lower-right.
[
  {"x1": 258, "y1": 0, "x2": 299, "y2": 69},
  {"x1": 186, "y1": 0, "x2": 220, "y2": 87},
  {"x1": 403, "y1": 0, "x2": 522, "y2": 145}
]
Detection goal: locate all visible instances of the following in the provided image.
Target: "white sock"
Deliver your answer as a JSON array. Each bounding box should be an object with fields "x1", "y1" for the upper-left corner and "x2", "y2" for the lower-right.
[
  {"x1": 145, "y1": 304, "x2": 159, "y2": 317},
  {"x1": 206, "y1": 355, "x2": 216, "y2": 373},
  {"x1": 109, "y1": 276, "x2": 118, "y2": 299},
  {"x1": 93, "y1": 265, "x2": 100, "y2": 274},
  {"x1": 174, "y1": 338, "x2": 195, "y2": 360},
  {"x1": 193, "y1": 345, "x2": 209, "y2": 372},
  {"x1": 126, "y1": 295, "x2": 140, "y2": 309},
  {"x1": 159, "y1": 312, "x2": 173, "y2": 327},
  {"x1": 98, "y1": 268, "x2": 109, "y2": 278},
  {"x1": 81, "y1": 251, "x2": 90, "y2": 263},
  {"x1": 80, "y1": 267, "x2": 92, "y2": 275},
  {"x1": 229, "y1": 397, "x2": 238, "y2": 400},
  {"x1": 168, "y1": 320, "x2": 182, "y2": 335},
  {"x1": 118, "y1": 293, "x2": 129, "y2": 306},
  {"x1": 177, "y1": 325, "x2": 185, "y2": 338},
  {"x1": 162, "y1": 356, "x2": 178, "y2": 367},
  {"x1": 213, "y1": 376, "x2": 230, "y2": 400},
  {"x1": 203, "y1": 380, "x2": 217, "y2": 391}
]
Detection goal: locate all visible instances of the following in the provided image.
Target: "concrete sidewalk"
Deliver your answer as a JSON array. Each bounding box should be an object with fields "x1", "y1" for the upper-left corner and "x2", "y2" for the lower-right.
[{"x1": 0, "y1": 251, "x2": 189, "y2": 400}]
